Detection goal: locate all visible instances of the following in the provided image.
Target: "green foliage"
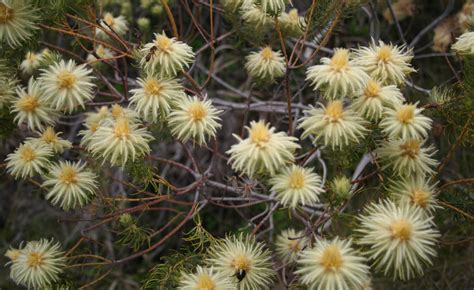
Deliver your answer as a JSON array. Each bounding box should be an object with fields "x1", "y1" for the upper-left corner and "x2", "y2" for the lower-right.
[
  {"x1": 183, "y1": 214, "x2": 218, "y2": 251},
  {"x1": 116, "y1": 214, "x2": 152, "y2": 251},
  {"x1": 140, "y1": 248, "x2": 204, "y2": 289},
  {"x1": 0, "y1": 107, "x2": 16, "y2": 140},
  {"x1": 125, "y1": 159, "x2": 155, "y2": 188}
]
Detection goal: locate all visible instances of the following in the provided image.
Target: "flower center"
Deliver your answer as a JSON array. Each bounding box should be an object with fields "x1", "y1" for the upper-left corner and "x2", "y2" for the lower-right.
[
  {"x1": 0, "y1": 3, "x2": 14, "y2": 24},
  {"x1": 288, "y1": 9, "x2": 299, "y2": 21},
  {"x1": 325, "y1": 100, "x2": 344, "y2": 122},
  {"x1": 57, "y1": 71, "x2": 76, "y2": 89},
  {"x1": 18, "y1": 95, "x2": 39, "y2": 112},
  {"x1": 111, "y1": 104, "x2": 124, "y2": 119},
  {"x1": 104, "y1": 13, "x2": 115, "y2": 26},
  {"x1": 250, "y1": 122, "x2": 270, "y2": 147},
  {"x1": 90, "y1": 122, "x2": 100, "y2": 133},
  {"x1": 144, "y1": 79, "x2": 162, "y2": 96},
  {"x1": 41, "y1": 127, "x2": 57, "y2": 144},
  {"x1": 288, "y1": 239, "x2": 301, "y2": 252},
  {"x1": 19, "y1": 146, "x2": 36, "y2": 161},
  {"x1": 289, "y1": 168, "x2": 305, "y2": 189},
  {"x1": 320, "y1": 245, "x2": 343, "y2": 271},
  {"x1": 27, "y1": 52, "x2": 38, "y2": 63},
  {"x1": 96, "y1": 46, "x2": 107, "y2": 58},
  {"x1": 330, "y1": 49, "x2": 349, "y2": 71},
  {"x1": 27, "y1": 252, "x2": 43, "y2": 268},
  {"x1": 232, "y1": 255, "x2": 251, "y2": 272},
  {"x1": 188, "y1": 102, "x2": 207, "y2": 121},
  {"x1": 400, "y1": 139, "x2": 420, "y2": 159},
  {"x1": 196, "y1": 274, "x2": 215, "y2": 290},
  {"x1": 114, "y1": 119, "x2": 131, "y2": 138},
  {"x1": 364, "y1": 80, "x2": 381, "y2": 98},
  {"x1": 397, "y1": 105, "x2": 415, "y2": 124},
  {"x1": 60, "y1": 166, "x2": 78, "y2": 185},
  {"x1": 411, "y1": 190, "x2": 429, "y2": 208},
  {"x1": 391, "y1": 219, "x2": 412, "y2": 241},
  {"x1": 155, "y1": 35, "x2": 172, "y2": 51},
  {"x1": 377, "y1": 45, "x2": 392, "y2": 63},
  {"x1": 261, "y1": 47, "x2": 274, "y2": 60}
]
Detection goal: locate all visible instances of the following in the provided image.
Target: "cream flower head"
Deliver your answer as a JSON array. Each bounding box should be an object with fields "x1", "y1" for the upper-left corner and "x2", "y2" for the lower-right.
[
  {"x1": 168, "y1": 95, "x2": 222, "y2": 145},
  {"x1": 380, "y1": 102, "x2": 432, "y2": 140},
  {"x1": 306, "y1": 48, "x2": 369, "y2": 99},
  {"x1": 376, "y1": 138, "x2": 438, "y2": 176},
  {"x1": 207, "y1": 234, "x2": 274, "y2": 289},
  {"x1": 129, "y1": 76, "x2": 186, "y2": 122},
  {"x1": 241, "y1": 2, "x2": 274, "y2": 31},
  {"x1": 0, "y1": 74, "x2": 16, "y2": 109},
  {"x1": 351, "y1": 78, "x2": 404, "y2": 120},
  {"x1": 452, "y1": 31, "x2": 474, "y2": 55},
  {"x1": 42, "y1": 160, "x2": 98, "y2": 210},
  {"x1": 139, "y1": 32, "x2": 195, "y2": 77},
  {"x1": 88, "y1": 117, "x2": 154, "y2": 166},
  {"x1": 389, "y1": 176, "x2": 439, "y2": 215},
  {"x1": 6, "y1": 141, "x2": 52, "y2": 179},
  {"x1": 298, "y1": 100, "x2": 369, "y2": 149},
  {"x1": 0, "y1": 0, "x2": 39, "y2": 47},
  {"x1": 270, "y1": 165, "x2": 324, "y2": 208},
  {"x1": 39, "y1": 59, "x2": 95, "y2": 113},
  {"x1": 27, "y1": 127, "x2": 72, "y2": 154},
  {"x1": 329, "y1": 175, "x2": 352, "y2": 199},
  {"x1": 96, "y1": 12, "x2": 128, "y2": 38},
  {"x1": 356, "y1": 199, "x2": 440, "y2": 280},
  {"x1": 20, "y1": 51, "x2": 43, "y2": 75},
  {"x1": 86, "y1": 44, "x2": 115, "y2": 63},
  {"x1": 220, "y1": 0, "x2": 247, "y2": 14},
  {"x1": 79, "y1": 106, "x2": 111, "y2": 147},
  {"x1": 279, "y1": 8, "x2": 306, "y2": 37},
  {"x1": 353, "y1": 40, "x2": 415, "y2": 85},
  {"x1": 11, "y1": 78, "x2": 59, "y2": 131},
  {"x1": 245, "y1": 46, "x2": 286, "y2": 82},
  {"x1": 275, "y1": 229, "x2": 308, "y2": 264},
  {"x1": 296, "y1": 238, "x2": 370, "y2": 290},
  {"x1": 178, "y1": 266, "x2": 234, "y2": 290},
  {"x1": 8, "y1": 239, "x2": 66, "y2": 289},
  {"x1": 227, "y1": 120, "x2": 300, "y2": 176},
  {"x1": 255, "y1": 0, "x2": 288, "y2": 15}
]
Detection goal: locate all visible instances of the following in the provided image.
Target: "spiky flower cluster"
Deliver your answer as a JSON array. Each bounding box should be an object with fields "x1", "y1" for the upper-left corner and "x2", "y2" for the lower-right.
[
  {"x1": 6, "y1": 239, "x2": 66, "y2": 289},
  {"x1": 42, "y1": 161, "x2": 98, "y2": 210},
  {"x1": 12, "y1": 78, "x2": 59, "y2": 130},
  {"x1": 357, "y1": 200, "x2": 440, "y2": 280},
  {"x1": 0, "y1": 0, "x2": 39, "y2": 47},
  {"x1": 245, "y1": 46, "x2": 286, "y2": 82},
  {"x1": 129, "y1": 76, "x2": 186, "y2": 122},
  {"x1": 6, "y1": 141, "x2": 52, "y2": 179},
  {"x1": 306, "y1": 48, "x2": 369, "y2": 99},
  {"x1": 168, "y1": 95, "x2": 222, "y2": 145},
  {"x1": 207, "y1": 234, "x2": 274, "y2": 289},
  {"x1": 39, "y1": 60, "x2": 95, "y2": 113},
  {"x1": 139, "y1": 32, "x2": 195, "y2": 77},
  {"x1": 227, "y1": 120, "x2": 300, "y2": 176},
  {"x1": 296, "y1": 238, "x2": 370, "y2": 290},
  {"x1": 275, "y1": 229, "x2": 308, "y2": 264},
  {"x1": 178, "y1": 266, "x2": 234, "y2": 290},
  {"x1": 299, "y1": 100, "x2": 368, "y2": 149},
  {"x1": 96, "y1": 12, "x2": 129, "y2": 39},
  {"x1": 452, "y1": 31, "x2": 474, "y2": 55},
  {"x1": 270, "y1": 165, "x2": 324, "y2": 208},
  {"x1": 353, "y1": 41, "x2": 415, "y2": 85},
  {"x1": 87, "y1": 117, "x2": 154, "y2": 166}
]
